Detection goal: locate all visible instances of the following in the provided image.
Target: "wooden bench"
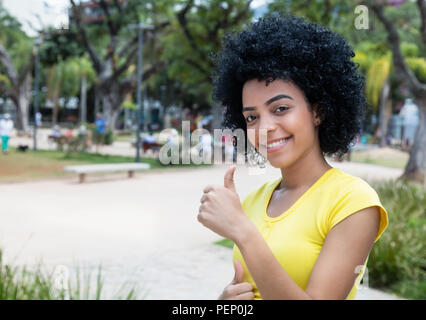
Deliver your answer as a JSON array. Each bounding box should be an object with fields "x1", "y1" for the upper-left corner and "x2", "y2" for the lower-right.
[{"x1": 63, "y1": 163, "x2": 150, "y2": 183}]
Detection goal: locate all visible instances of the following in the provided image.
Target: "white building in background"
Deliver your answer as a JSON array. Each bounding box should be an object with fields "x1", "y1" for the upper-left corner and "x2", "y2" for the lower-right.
[{"x1": 399, "y1": 98, "x2": 419, "y2": 145}]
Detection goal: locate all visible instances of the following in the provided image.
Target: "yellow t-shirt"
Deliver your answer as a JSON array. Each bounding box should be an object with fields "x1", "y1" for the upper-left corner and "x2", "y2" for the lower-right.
[{"x1": 232, "y1": 167, "x2": 389, "y2": 300}]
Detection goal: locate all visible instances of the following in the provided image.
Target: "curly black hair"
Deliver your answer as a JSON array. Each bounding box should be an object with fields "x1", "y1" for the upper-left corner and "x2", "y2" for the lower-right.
[{"x1": 211, "y1": 13, "x2": 366, "y2": 159}]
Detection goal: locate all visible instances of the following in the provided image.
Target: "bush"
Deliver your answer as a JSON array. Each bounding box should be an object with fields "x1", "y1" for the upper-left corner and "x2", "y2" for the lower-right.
[
  {"x1": 104, "y1": 129, "x2": 114, "y2": 145},
  {"x1": 367, "y1": 179, "x2": 426, "y2": 299}
]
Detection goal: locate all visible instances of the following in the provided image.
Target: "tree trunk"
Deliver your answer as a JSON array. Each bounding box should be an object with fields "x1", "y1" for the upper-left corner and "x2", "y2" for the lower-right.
[
  {"x1": 80, "y1": 75, "x2": 87, "y2": 124},
  {"x1": 102, "y1": 94, "x2": 120, "y2": 130},
  {"x1": 400, "y1": 97, "x2": 426, "y2": 184},
  {"x1": 51, "y1": 84, "x2": 60, "y2": 125},
  {"x1": 100, "y1": 81, "x2": 126, "y2": 131},
  {"x1": 15, "y1": 73, "x2": 32, "y2": 133},
  {"x1": 379, "y1": 79, "x2": 391, "y2": 147}
]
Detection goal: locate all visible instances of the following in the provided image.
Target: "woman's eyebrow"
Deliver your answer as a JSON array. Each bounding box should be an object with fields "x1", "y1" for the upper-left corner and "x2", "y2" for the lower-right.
[
  {"x1": 265, "y1": 94, "x2": 294, "y2": 105},
  {"x1": 242, "y1": 94, "x2": 294, "y2": 112}
]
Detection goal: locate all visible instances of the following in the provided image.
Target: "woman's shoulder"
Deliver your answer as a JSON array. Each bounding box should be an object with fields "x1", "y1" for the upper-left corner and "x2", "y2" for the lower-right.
[
  {"x1": 325, "y1": 168, "x2": 389, "y2": 242},
  {"x1": 328, "y1": 168, "x2": 379, "y2": 197}
]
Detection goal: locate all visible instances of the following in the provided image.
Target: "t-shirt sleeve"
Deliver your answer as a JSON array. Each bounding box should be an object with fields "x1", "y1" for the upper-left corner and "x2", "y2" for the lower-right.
[{"x1": 327, "y1": 179, "x2": 389, "y2": 243}]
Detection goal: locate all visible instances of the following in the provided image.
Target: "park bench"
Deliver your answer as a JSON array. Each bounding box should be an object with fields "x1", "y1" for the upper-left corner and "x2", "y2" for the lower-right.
[{"x1": 63, "y1": 163, "x2": 150, "y2": 183}]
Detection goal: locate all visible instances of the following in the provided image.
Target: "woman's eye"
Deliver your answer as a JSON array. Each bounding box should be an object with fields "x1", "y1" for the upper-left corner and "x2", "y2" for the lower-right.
[
  {"x1": 245, "y1": 115, "x2": 256, "y2": 123},
  {"x1": 275, "y1": 106, "x2": 289, "y2": 113}
]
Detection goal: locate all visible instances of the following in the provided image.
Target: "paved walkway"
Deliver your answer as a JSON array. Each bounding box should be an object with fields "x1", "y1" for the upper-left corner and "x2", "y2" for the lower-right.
[{"x1": 0, "y1": 152, "x2": 404, "y2": 300}]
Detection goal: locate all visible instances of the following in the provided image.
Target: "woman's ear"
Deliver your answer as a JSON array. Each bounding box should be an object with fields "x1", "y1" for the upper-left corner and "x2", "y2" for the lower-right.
[{"x1": 312, "y1": 103, "x2": 322, "y2": 127}]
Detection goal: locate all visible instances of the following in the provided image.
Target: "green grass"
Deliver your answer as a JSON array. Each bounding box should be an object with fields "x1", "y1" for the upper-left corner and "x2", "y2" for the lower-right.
[
  {"x1": 215, "y1": 238, "x2": 234, "y2": 249},
  {"x1": 0, "y1": 249, "x2": 142, "y2": 300},
  {"x1": 350, "y1": 149, "x2": 409, "y2": 168},
  {"x1": 114, "y1": 134, "x2": 134, "y2": 142},
  {"x1": 0, "y1": 148, "x2": 211, "y2": 182}
]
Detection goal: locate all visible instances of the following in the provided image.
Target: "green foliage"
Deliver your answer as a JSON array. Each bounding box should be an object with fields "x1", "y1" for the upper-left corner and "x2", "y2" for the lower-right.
[
  {"x1": 104, "y1": 129, "x2": 115, "y2": 145},
  {"x1": 215, "y1": 238, "x2": 234, "y2": 249},
  {"x1": 0, "y1": 2, "x2": 32, "y2": 76},
  {"x1": 353, "y1": 50, "x2": 369, "y2": 73},
  {"x1": 40, "y1": 28, "x2": 85, "y2": 66},
  {"x1": 156, "y1": 0, "x2": 253, "y2": 109},
  {"x1": 401, "y1": 42, "x2": 419, "y2": 58},
  {"x1": 0, "y1": 248, "x2": 140, "y2": 299},
  {"x1": 46, "y1": 56, "x2": 95, "y2": 105},
  {"x1": 0, "y1": 73, "x2": 10, "y2": 86},
  {"x1": 366, "y1": 55, "x2": 391, "y2": 109},
  {"x1": 406, "y1": 57, "x2": 426, "y2": 83},
  {"x1": 368, "y1": 180, "x2": 426, "y2": 299},
  {"x1": 123, "y1": 100, "x2": 137, "y2": 110},
  {"x1": 385, "y1": 0, "x2": 423, "y2": 48}
]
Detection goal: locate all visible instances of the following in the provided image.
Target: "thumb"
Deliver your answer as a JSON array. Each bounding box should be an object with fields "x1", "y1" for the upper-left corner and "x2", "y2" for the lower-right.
[
  {"x1": 224, "y1": 165, "x2": 237, "y2": 193},
  {"x1": 231, "y1": 259, "x2": 244, "y2": 284}
]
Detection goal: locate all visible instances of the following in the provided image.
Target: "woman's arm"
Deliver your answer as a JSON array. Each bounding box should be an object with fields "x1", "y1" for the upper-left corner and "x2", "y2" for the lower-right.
[{"x1": 235, "y1": 206, "x2": 380, "y2": 300}]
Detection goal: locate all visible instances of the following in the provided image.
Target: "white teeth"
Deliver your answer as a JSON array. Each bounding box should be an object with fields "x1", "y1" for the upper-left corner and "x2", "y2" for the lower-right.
[{"x1": 265, "y1": 137, "x2": 291, "y2": 149}]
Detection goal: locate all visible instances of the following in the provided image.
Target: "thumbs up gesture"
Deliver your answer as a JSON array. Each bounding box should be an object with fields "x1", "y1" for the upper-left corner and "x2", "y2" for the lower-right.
[
  {"x1": 219, "y1": 260, "x2": 254, "y2": 300},
  {"x1": 198, "y1": 165, "x2": 252, "y2": 243}
]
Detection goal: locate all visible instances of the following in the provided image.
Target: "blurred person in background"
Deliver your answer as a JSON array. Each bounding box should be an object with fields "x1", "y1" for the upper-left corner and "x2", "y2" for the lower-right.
[{"x1": 0, "y1": 113, "x2": 14, "y2": 154}]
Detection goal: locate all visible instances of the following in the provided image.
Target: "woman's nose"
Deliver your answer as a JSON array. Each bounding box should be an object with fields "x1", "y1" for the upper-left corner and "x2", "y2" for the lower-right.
[
  {"x1": 255, "y1": 116, "x2": 277, "y2": 145},
  {"x1": 259, "y1": 115, "x2": 277, "y2": 133}
]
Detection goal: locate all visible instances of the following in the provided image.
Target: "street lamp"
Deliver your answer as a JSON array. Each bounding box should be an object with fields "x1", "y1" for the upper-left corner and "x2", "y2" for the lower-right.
[
  {"x1": 127, "y1": 23, "x2": 154, "y2": 163},
  {"x1": 33, "y1": 37, "x2": 42, "y2": 151}
]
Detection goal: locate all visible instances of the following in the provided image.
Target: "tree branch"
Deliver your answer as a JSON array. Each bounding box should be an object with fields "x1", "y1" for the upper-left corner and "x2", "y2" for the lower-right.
[
  {"x1": 98, "y1": 0, "x2": 120, "y2": 70},
  {"x1": 177, "y1": 0, "x2": 200, "y2": 54},
  {"x1": 0, "y1": 43, "x2": 18, "y2": 87},
  {"x1": 70, "y1": 0, "x2": 103, "y2": 73},
  {"x1": 184, "y1": 58, "x2": 208, "y2": 75},
  {"x1": 118, "y1": 34, "x2": 138, "y2": 59},
  {"x1": 17, "y1": 52, "x2": 35, "y2": 86},
  {"x1": 119, "y1": 61, "x2": 166, "y2": 94},
  {"x1": 418, "y1": 0, "x2": 426, "y2": 44},
  {"x1": 111, "y1": 44, "x2": 138, "y2": 81},
  {"x1": 370, "y1": 1, "x2": 426, "y2": 96}
]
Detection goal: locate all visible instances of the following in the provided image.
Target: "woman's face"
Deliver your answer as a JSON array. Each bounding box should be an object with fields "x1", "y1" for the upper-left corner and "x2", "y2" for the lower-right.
[{"x1": 242, "y1": 78, "x2": 321, "y2": 168}]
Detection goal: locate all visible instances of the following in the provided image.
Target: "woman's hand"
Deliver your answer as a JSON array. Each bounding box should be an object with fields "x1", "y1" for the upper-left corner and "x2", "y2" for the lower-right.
[
  {"x1": 197, "y1": 165, "x2": 252, "y2": 242},
  {"x1": 219, "y1": 260, "x2": 254, "y2": 300}
]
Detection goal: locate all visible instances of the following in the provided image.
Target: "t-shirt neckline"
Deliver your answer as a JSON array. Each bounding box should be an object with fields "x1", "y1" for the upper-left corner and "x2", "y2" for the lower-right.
[{"x1": 263, "y1": 167, "x2": 338, "y2": 222}]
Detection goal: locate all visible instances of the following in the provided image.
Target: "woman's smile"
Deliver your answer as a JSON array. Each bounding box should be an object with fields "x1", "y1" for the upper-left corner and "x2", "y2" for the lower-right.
[{"x1": 260, "y1": 135, "x2": 293, "y2": 154}]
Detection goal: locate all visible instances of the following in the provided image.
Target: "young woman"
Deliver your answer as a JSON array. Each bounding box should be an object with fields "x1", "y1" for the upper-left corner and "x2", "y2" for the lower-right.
[{"x1": 197, "y1": 14, "x2": 389, "y2": 300}]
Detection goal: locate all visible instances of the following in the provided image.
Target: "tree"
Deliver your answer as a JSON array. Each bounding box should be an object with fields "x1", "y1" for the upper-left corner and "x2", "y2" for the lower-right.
[
  {"x1": 68, "y1": 0, "x2": 167, "y2": 130},
  {"x1": 366, "y1": 0, "x2": 426, "y2": 183},
  {"x1": 154, "y1": 0, "x2": 254, "y2": 129},
  {"x1": 45, "y1": 56, "x2": 95, "y2": 124},
  {"x1": 353, "y1": 41, "x2": 392, "y2": 147},
  {"x1": 0, "y1": 3, "x2": 35, "y2": 132}
]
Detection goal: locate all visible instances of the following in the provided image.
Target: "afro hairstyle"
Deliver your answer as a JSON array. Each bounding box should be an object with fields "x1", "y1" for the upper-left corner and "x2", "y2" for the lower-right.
[{"x1": 211, "y1": 13, "x2": 367, "y2": 158}]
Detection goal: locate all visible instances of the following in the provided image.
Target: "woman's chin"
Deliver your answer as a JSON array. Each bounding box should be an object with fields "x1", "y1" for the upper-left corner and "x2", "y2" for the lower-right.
[{"x1": 265, "y1": 152, "x2": 292, "y2": 168}]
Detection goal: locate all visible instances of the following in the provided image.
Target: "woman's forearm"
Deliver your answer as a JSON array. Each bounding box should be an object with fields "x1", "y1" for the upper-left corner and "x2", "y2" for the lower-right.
[{"x1": 234, "y1": 224, "x2": 313, "y2": 300}]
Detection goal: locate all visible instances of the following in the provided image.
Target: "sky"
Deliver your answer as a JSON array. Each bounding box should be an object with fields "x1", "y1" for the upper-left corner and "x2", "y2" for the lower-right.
[
  {"x1": 2, "y1": 0, "x2": 269, "y2": 37},
  {"x1": 2, "y1": 0, "x2": 70, "y2": 36}
]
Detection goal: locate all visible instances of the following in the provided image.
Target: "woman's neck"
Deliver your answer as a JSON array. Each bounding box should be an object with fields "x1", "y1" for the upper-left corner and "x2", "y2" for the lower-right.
[{"x1": 278, "y1": 149, "x2": 332, "y2": 191}]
